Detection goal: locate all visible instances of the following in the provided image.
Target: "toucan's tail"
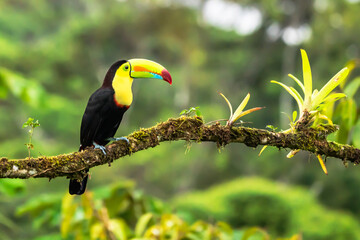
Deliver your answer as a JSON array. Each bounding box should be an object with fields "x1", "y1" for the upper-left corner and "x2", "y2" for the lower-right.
[
  {"x1": 69, "y1": 175, "x2": 88, "y2": 195},
  {"x1": 69, "y1": 145, "x2": 88, "y2": 195}
]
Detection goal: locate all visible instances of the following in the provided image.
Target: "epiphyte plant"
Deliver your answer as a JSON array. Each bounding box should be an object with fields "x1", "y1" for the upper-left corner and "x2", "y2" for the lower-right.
[
  {"x1": 219, "y1": 92, "x2": 263, "y2": 127},
  {"x1": 272, "y1": 49, "x2": 349, "y2": 127},
  {"x1": 180, "y1": 107, "x2": 202, "y2": 117},
  {"x1": 23, "y1": 117, "x2": 40, "y2": 159},
  {"x1": 271, "y1": 49, "x2": 350, "y2": 174}
]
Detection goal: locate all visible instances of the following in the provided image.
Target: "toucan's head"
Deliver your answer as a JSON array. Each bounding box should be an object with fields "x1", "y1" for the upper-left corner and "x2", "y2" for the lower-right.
[
  {"x1": 129, "y1": 58, "x2": 172, "y2": 84},
  {"x1": 102, "y1": 59, "x2": 172, "y2": 107},
  {"x1": 102, "y1": 59, "x2": 172, "y2": 88}
]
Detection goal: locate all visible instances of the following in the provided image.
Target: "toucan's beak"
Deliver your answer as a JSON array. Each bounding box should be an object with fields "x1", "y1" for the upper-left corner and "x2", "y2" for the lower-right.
[{"x1": 128, "y1": 58, "x2": 172, "y2": 85}]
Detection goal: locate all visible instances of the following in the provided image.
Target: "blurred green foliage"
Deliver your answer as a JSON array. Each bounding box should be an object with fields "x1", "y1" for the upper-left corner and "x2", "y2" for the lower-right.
[
  {"x1": 2, "y1": 0, "x2": 360, "y2": 239},
  {"x1": 17, "y1": 180, "x2": 303, "y2": 240},
  {"x1": 325, "y1": 61, "x2": 360, "y2": 145},
  {"x1": 173, "y1": 177, "x2": 360, "y2": 240}
]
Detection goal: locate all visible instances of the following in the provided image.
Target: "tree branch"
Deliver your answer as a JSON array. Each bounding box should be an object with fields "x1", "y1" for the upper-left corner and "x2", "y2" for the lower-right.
[{"x1": 0, "y1": 116, "x2": 359, "y2": 179}]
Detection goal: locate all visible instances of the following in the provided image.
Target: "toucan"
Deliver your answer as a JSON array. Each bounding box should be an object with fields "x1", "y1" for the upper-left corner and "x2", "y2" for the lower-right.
[{"x1": 69, "y1": 59, "x2": 172, "y2": 195}]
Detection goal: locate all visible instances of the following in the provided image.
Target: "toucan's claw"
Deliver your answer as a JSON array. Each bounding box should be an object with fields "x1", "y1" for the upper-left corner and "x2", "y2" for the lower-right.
[
  {"x1": 108, "y1": 137, "x2": 130, "y2": 145},
  {"x1": 93, "y1": 142, "x2": 106, "y2": 155}
]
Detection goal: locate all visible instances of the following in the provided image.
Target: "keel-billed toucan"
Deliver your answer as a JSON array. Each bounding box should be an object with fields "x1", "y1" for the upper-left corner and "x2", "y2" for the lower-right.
[{"x1": 69, "y1": 59, "x2": 172, "y2": 195}]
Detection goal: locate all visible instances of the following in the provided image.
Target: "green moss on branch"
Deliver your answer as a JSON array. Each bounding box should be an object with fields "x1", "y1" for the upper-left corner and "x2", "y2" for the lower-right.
[{"x1": 0, "y1": 116, "x2": 359, "y2": 179}]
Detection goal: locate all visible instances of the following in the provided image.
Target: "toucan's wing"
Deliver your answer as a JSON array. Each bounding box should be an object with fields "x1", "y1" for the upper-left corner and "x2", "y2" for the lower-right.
[{"x1": 79, "y1": 88, "x2": 113, "y2": 149}]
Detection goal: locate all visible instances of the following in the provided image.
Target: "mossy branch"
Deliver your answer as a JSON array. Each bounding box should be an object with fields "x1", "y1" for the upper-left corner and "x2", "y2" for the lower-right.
[{"x1": 0, "y1": 116, "x2": 359, "y2": 179}]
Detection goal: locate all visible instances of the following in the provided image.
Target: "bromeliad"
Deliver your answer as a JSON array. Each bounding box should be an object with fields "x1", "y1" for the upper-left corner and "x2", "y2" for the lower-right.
[
  {"x1": 271, "y1": 49, "x2": 349, "y2": 174},
  {"x1": 272, "y1": 49, "x2": 349, "y2": 127}
]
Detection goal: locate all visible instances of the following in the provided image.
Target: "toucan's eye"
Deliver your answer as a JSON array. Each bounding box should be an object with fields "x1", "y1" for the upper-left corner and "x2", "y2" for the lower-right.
[{"x1": 124, "y1": 65, "x2": 129, "y2": 71}]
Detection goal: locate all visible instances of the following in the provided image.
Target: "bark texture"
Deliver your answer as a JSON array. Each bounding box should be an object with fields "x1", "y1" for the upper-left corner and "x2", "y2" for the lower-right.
[{"x1": 0, "y1": 116, "x2": 358, "y2": 179}]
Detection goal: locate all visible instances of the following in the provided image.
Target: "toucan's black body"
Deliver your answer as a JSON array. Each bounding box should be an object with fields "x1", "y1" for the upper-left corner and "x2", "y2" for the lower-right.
[
  {"x1": 69, "y1": 61, "x2": 129, "y2": 195},
  {"x1": 68, "y1": 59, "x2": 172, "y2": 195},
  {"x1": 79, "y1": 88, "x2": 128, "y2": 148}
]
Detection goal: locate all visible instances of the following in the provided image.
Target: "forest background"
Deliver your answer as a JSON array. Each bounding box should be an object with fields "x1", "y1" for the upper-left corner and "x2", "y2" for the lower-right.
[{"x1": 1, "y1": 0, "x2": 360, "y2": 239}]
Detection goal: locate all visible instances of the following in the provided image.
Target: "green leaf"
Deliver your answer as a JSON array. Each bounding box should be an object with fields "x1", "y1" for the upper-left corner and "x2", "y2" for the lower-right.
[
  {"x1": 216, "y1": 221, "x2": 233, "y2": 238},
  {"x1": 321, "y1": 98, "x2": 335, "y2": 121},
  {"x1": 312, "y1": 89, "x2": 318, "y2": 99},
  {"x1": 230, "y1": 93, "x2": 250, "y2": 124},
  {"x1": 135, "y1": 213, "x2": 153, "y2": 237},
  {"x1": 292, "y1": 111, "x2": 297, "y2": 122},
  {"x1": 231, "y1": 107, "x2": 263, "y2": 123},
  {"x1": 317, "y1": 93, "x2": 347, "y2": 112},
  {"x1": 316, "y1": 113, "x2": 333, "y2": 125},
  {"x1": 322, "y1": 93, "x2": 347, "y2": 103},
  {"x1": 187, "y1": 107, "x2": 194, "y2": 114},
  {"x1": 22, "y1": 117, "x2": 34, "y2": 128},
  {"x1": 288, "y1": 73, "x2": 305, "y2": 94},
  {"x1": 33, "y1": 120, "x2": 40, "y2": 128},
  {"x1": 16, "y1": 194, "x2": 61, "y2": 216},
  {"x1": 109, "y1": 219, "x2": 129, "y2": 240},
  {"x1": 190, "y1": 221, "x2": 211, "y2": 238},
  {"x1": 288, "y1": 234, "x2": 302, "y2": 240},
  {"x1": 344, "y1": 76, "x2": 360, "y2": 99},
  {"x1": 301, "y1": 49, "x2": 312, "y2": 103},
  {"x1": 241, "y1": 227, "x2": 270, "y2": 240},
  {"x1": 0, "y1": 179, "x2": 25, "y2": 196},
  {"x1": 339, "y1": 98, "x2": 358, "y2": 129},
  {"x1": 312, "y1": 67, "x2": 349, "y2": 109},
  {"x1": 290, "y1": 86, "x2": 304, "y2": 108},
  {"x1": 90, "y1": 222, "x2": 105, "y2": 240},
  {"x1": 0, "y1": 68, "x2": 49, "y2": 107},
  {"x1": 61, "y1": 194, "x2": 76, "y2": 238},
  {"x1": 342, "y1": 59, "x2": 360, "y2": 88},
  {"x1": 34, "y1": 233, "x2": 62, "y2": 240},
  {"x1": 266, "y1": 125, "x2": 277, "y2": 131},
  {"x1": 195, "y1": 109, "x2": 202, "y2": 117},
  {"x1": 180, "y1": 110, "x2": 187, "y2": 115},
  {"x1": 271, "y1": 80, "x2": 304, "y2": 112},
  {"x1": 0, "y1": 73, "x2": 9, "y2": 99},
  {"x1": 16, "y1": 194, "x2": 61, "y2": 231},
  {"x1": 81, "y1": 192, "x2": 94, "y2": 220},
  {"x1": 219, "y1": 92, "x2": 233, "y2": 120}
]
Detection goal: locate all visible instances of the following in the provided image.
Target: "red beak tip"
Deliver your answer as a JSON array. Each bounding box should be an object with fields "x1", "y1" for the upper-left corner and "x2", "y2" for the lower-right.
[{"x1": 161, "y1": 69, "x2": 172, "y2": 85}]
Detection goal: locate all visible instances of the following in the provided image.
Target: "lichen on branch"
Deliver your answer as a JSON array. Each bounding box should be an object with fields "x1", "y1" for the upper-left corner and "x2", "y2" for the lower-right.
[{"x1": 0, "y1": 116, "x2": 359, "y2": 179}]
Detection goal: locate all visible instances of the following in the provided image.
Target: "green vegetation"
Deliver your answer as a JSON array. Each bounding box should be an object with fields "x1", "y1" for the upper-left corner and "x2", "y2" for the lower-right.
[
  {"x1": 219, "y1": 92, "x2": 263, "y2": 126},
  {"x1": 271, "y1": 49, "x2": 349, "y2": 128},
  {"x1": 1, "y1": 0, "x2": 360, "y2": 239},
  {"x1": 22, "y1": 118, "x2": 40, "y2": 158},
  {"x1": 17, "y1": 180, "x2": 304, "y2": 240},
  {"x1": 173, "y1": 178, "x2": 360, "y2": 240},
  {"x1": 270, "y1": 49, "x2": 349, "y2": 172},
  {"x1": 180, "y1": 107, "x2": 202, "y2": 117}
]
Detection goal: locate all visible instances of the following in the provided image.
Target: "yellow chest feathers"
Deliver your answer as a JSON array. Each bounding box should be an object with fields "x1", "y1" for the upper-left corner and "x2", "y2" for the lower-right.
[{"x1": 112, "y1": 70, "x2": 133, "y2": 107}]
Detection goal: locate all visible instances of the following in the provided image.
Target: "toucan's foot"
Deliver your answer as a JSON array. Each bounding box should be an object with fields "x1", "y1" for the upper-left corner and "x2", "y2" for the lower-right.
[
  {"x1": 108, "y1": 137, "x2": 130, "y2": 145},
  {"x1": 93, "y1": 142, "x2": 106, "y2": 155}
]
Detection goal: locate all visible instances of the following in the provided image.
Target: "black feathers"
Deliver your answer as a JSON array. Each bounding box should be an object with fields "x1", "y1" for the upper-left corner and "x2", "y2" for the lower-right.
[
  {"x1": 80, "y1": 88, "x2": 128, "y2": 147},
  {"x1": 69, "y1": 175, "x2": 88, "y2": 195},
  {"x1": 102, "y1": 60, "x2": 127, "y2": 88},
  {"x1": 69, "y1": 61, "x2": 129, "y2": 195}
]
